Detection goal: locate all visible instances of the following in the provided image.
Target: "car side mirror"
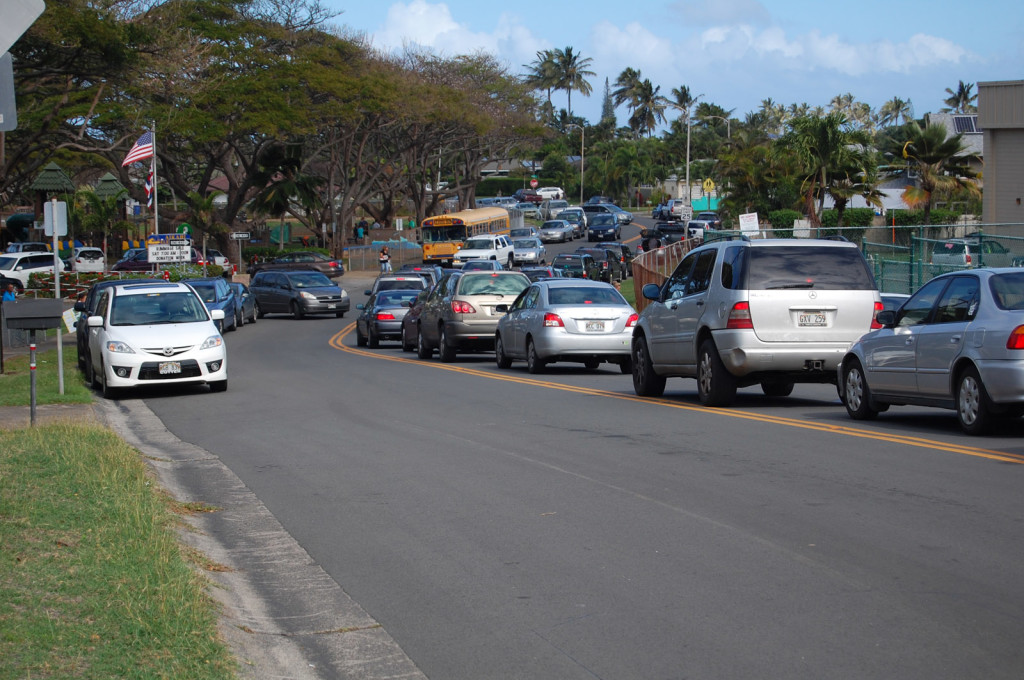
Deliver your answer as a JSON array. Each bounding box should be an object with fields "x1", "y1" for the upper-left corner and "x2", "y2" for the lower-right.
[
  {"x1": 356, "y1": 303, "x2": 365, "y2": 310},
  {"x1": 364, "y1": 289, "x2": 371, "y2": 295},
  {"x1": 87, "y1": 315, "x2": 104, "y2": 327},
  {"x1": 74, "y1": 301, "x2": 86, "y2": 313},
  {"x1": 495, "y1": 304, "x2": 509, "y2": 313},
  {"x1": 642, "y1": 283, "x2": 662, "y2": 301},
  {"x1": 875, "y1": 310, "x2": 897, "y2": 327}
]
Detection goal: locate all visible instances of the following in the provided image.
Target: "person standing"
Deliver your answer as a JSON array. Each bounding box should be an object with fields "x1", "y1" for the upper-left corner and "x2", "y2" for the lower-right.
[
  {"x1": 378, "y1": 246, "x2": 391, "y2": 273},
  {"x1": 2, "y1": 283, "x2": 17, "y2": 302}
]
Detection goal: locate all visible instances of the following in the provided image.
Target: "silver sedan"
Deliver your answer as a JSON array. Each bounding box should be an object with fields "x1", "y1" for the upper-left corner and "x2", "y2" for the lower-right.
[
  {"x1": 538, "y1": 220, "x2": 574, "y2": 243},
  {"x1": 494, "y1": 279, "x2": 637, "y2": 373},
  {"x1": 512, "y1": 237, "x2": 547, "y2": 266},
  {"x1": 840, "y1": 268, "x2": 1024, "y2": 434}
]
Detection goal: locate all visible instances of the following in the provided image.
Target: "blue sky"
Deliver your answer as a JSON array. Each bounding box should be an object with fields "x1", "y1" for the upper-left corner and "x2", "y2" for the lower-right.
[{"x1": 325, "y1": 0, "x2": 1021, "y2": 127}]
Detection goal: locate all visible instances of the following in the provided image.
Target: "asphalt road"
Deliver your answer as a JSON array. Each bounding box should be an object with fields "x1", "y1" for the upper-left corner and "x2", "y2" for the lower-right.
[{"x1": 139, "y1": 226, "x2": 1024, "y2": 680}]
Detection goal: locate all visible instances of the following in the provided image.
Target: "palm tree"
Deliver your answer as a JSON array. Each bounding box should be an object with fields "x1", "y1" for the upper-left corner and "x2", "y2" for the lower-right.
[
  {"x1": 250, "y1": 143, "x2": 324, "y2": 251},
  {"x1": 523, "y1": 49, "x2": 559, "y2": 110},
  {"x1": 76, "y1": 187, "x2": 128, "y2": 259},
  {"x1": 185, "y1": 190, "x2": 225, "y2": 270},
  {"x1": 888, "y1": 120, "x2": 980, "y2": 224},
  {"x1": 611, "y1": 67, "x2": 642, "y2": 108},
  {"x1": 942, "y1": 81, "x2": 977, "y2": 113},
  {"x1": 552, "y1": 46, "x2": 594, "y2": 119},
  {"x1": 628, "y1": 79, "x2": 667, "y2": 137},
  {"x1": 878, "y1": 97, "x2": 913, "y2": 127}
]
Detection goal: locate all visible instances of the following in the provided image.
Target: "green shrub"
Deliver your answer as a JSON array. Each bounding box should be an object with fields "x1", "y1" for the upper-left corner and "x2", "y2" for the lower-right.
[
  {"x1": 767, "y1": 209, "x2": 802, "y2": 238},
  {"x1": 477, "y1": 177, "x2": 527, "y2": 197}
]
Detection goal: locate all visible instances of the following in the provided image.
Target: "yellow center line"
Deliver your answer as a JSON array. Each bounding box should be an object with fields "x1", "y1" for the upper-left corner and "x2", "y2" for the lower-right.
[{"x1": 329, "y1": 324, "x2": 1024, "y2": 465}]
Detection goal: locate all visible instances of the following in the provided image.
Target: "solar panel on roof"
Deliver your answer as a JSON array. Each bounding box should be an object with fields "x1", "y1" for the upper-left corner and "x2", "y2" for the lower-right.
[{"x1": 953, "y1": 115, "x2": 978, "y2": 133}]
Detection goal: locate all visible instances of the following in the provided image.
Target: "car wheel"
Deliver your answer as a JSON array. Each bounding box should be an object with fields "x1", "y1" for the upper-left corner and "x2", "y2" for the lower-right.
[
  {"x1": 618, "y1": 357, "x2": 632, "y2": 374},
  {"x1": 335, "y1": 311, "x2": 345, "y2": 318},
  {"x1": 209, "y1": 380, "x2": 228, "y2": 393},
  {"x1": 495, "y1": 334, "x2": 512, "y2": 369},
  {"x1": 760, "y1": 379, "x2": 795, "y2": 398},
  {"x1": 367, "y1": 328, "x2": 379, "y2": 349},
  {"x1": 416, "y1": 326, "x2": 433, "y2": 359},
  {"x1": 843, "y1": 360, "x2": 879, "y2": 420},
  {"x1": 255, "y1": 301, "x2": 265, "y2": 319},
  {"x1": 584, "y1": 358, "x2": 600, "y2": 370},
  {"x1": 235, "y1": 306, "x2": 244, "y2": 328},
  {"x1": 507, "y1": 255, "x2": 515, "y2": 269},
  {"x1": 84, "y1": 352, "x2": 96, "y2": 388},
  {"x1": 401, "y1": 325, "x2": 412, "y2": 352},
  {"x1": 956, "y1": 365, "x2": 995, "y2": 435},
  {"x1": 437, "y1": 324, "x2": 456, "y2": 362},
  {"x1": 356, "y1": 327, "x2": 367, "y2": 347},
  {"x1": 631, "y1": 336, "x2": 665, "y2": 397},
  {"x1": 291, "y1": 301, "x2": 304, "y2": 320},
  {"x1": 697, "y1": 338, "x2": 737, "y2": 407},
  {"x1": 249, "y1": 308, "x2": 257, "y2": 324},
  {"x1": 526, "y1": 338, "x2": 545, "y2": 374}
]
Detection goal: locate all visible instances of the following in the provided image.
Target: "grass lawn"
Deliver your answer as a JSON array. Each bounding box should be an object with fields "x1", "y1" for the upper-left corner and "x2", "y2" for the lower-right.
[
  {"x1": 620, "y1": 278, "x2": 636, "y2": 308},
  {"x1": 0, "y1": 345, "x2": 93, "y2": 406}
]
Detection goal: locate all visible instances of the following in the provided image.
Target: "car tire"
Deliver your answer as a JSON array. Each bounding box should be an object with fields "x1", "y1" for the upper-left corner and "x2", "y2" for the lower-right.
[
  {"x1": 697, "y1": 338, "x2": 737, "y2": 407},
  {"x1": 416, "y1": 326, "x2": 432, "y2": 359},
  {"x1": 255, "y1": 301, "x2": 265, "y2": 319},
  {"x1": 249, "y1": 309, "x2": 257, "y2": 324},
  {"x1": 843, "y1": 359, "x2": 879, "y2": 420},
  {"x1": 956, "y1": 365, "x2": 995, "y2": 435},
  {"x1": 335, "y1": 311, "x2": 345, "y2": 318},
  {"x1": 291, "y1": 301, "x2": 304, "y2": 320},
  {"x1": 84, "y1": 353, "x2": 96, "y2": 388},
  {"x1": 495, "y1": 334, "x2": 512, "y2": 369},
  {"x1": 367, "y1": 328, "x2": 379, "y2": 349},
  {"x1": 209, "y1": 380, "x2": 228, "y2": 393},
  {"x1": 631, "y1": 336, "x2": 665, "y2": 397},
  {"x1": 584, "y1": 358, "x2": 600, "y2": 370},
  {"x1": 618, "y1": 357, "x2": 632, "y2": 374},
  {"x1": 437, "y1": 324, "x2": 456, "y2": 363},
  {"x1": 526, "y1": 338, "x2": 545, "y2": 374},
  {"x1": 235, "y1": 306, "x2": 244, "y2": 328},
  {"x1": 401, "y1": 325, "x2": 413, "y2": 352},
  {"x1": 507, "y1": 255, "x2": 515, "y2": 269},
  {"x1": 356, "y1": 327, "x2": 367, "y2": 347},
  {"x1": 760, "y1": 379, "x2": 795, "y2": 398}
]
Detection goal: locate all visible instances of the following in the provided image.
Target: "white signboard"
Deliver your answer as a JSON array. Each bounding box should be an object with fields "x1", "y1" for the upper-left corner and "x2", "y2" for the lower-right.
[
  {"x1": 739, "y1": 212, "x2": 760, "y2": 234},
  {"x1": 43, "y1": 200, "x2": 68, "y2": 236},
  {"x1": 148, "y1": 243, "x2": 190, "y2": 263},
  {"x1": 679, "y1": 206, "x2": 693, "y2": 222}
]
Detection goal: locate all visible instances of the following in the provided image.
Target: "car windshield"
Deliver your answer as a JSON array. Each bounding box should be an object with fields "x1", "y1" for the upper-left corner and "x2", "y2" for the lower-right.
[
  {"x1": 542, "y1": 222, "x2": 565, "y2": 229},
  {"x1": 746, "y1": 246, "x2": 876, "y2": 290},
  {"x1": 463, "y1": 238, "x2": 494, "y2": 250},
  {"x1": 110, "y1": 292, "x2": 208, "y2": 325},
  {"x1": 458, "y1": 274, "x2": 528, "y2": 296},
  {"x1": 0, "y1": 256, "x2": 16, "y2": 270},
  {"x1": 514, "y1": 239, "x2": 539, "y2": 248},
  {"x1": 548, "y1": 286, "x2": 626, "y2": 306},
  {"x1": 289, "y1": 272, "x2": 333, "y2": 288},
  {"x1": 510, "y1": 229, "x2": 533, "y2": 238},
  {"x1": 989, "y1": 273, "x2": 1024, "y2": 310}
]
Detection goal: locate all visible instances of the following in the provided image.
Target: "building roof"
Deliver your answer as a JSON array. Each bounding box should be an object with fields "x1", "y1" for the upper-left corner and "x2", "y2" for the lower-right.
[{"x1": 29, "y1": 162, "x2": 76, "y2": 193}]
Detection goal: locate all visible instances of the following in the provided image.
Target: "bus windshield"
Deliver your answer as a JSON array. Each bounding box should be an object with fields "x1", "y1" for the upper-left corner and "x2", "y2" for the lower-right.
[{"x1": 421, "y1": 225, "x2": 467, "y2": 243}]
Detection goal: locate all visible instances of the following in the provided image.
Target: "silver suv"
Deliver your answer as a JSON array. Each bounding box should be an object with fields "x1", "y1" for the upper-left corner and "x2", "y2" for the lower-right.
[{"x1": 631, "y1": 238, "x2": 881, "y2": 406}]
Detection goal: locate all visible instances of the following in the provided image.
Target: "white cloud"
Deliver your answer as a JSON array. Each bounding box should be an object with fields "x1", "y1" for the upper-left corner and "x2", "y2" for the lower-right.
[{"x1": 672, "y1": 0, "x2": 772, "y2": 26}]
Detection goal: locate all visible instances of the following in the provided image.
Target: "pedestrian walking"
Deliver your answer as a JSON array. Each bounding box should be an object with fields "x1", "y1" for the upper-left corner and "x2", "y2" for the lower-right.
[{"x1": 379, "y1": 246, "x2": 391, "y2": 273}]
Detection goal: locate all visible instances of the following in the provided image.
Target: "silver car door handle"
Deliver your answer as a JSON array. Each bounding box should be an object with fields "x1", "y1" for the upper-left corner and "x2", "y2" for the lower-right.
[
  {"x1": 905, "y1": 337, "x2": 914, "y2": 345},
  {"x1": 950, "y1": 335, "x2": 961, "y2": 343}
]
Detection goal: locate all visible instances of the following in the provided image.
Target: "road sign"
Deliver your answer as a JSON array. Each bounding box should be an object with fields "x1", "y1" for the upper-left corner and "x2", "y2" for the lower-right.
[
  {"x1": 702, "y1": 178, "x2": 715, "y2": 193},
  {"x1": 147, "y1": 233, "x2": 191, "y2": 263},
  {"x1": 530, "y1": 179, "x2": 538, "y2": 189},
  {"x1": 230, "y1": 232, "x2": 250, "y2": 240},
  {"x1": 0, "y1": 53, "x2": 17, "y2": 132},
  {"x1": 679, "y1": 205, "x2": 693, "y2": 222},
  {"x1": 739, "y1": 212, "x2": 759, "y2": 233},
  {"x1": 1, "y1": 0, "x2": 44, "y2": 56},
  {"x1": 43, "y1": 201, "x2": 68, "y2": 236},
  {"x1": 177, "y1": 223, "x2": 191, "y2": 237}
]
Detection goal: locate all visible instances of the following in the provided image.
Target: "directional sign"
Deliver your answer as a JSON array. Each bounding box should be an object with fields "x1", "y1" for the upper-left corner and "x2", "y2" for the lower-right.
[
  {"x1": 229, "y1": 231, "x2": 250, "y2": 240},
  {"x1": 1, "y1": 0, "x2": 45, "y2": 56}
]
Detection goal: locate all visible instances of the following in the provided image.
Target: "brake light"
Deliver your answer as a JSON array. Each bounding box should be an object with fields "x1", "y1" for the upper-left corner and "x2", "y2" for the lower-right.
[
  {"x1": 1007, "y1": 325, "x2": 1024, "y2": 349},
  {"x1": 966, "y1": 252, "x2": 972, "y2": 265},
  {"x1": 451, "y1": 300, "x2": 476, "y2": 314},
  {"x1": 543, "y1": 313, "x2": 564, "y2": 327},
  {"x1": 376, "y1": 312, "x2": 396, "y2": 320},
  {"x1": 626, "y1": 313, "x2": 639, "y2": 327},
  {"x1": 726, "y1": 301, "x2": 753, "y2": 329},
  {"x1": 870, "y1": 301, "x2": 884, "y2": 329}
]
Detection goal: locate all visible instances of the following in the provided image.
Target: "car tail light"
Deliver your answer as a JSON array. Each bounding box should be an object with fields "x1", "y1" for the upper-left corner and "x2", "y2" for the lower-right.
[
  {"x1": 543, "y1": 313, "x2": 564, "y2": 327},
  {"x1": 601, "y1": 262, "x2": 609, "y2": 269},
  {"x1": 451, "y1": 300, "x2": 476, "y2": 314},
  {"x1": 870, "y1": 301, "x2": 884, "y2": 329},
  {"x1": 626, "y1": 313, "x2": 639, "y2": 327},
  {"x1": 1007, "y1": 325, "x2": 1024, "y2": 349},
  {"x1": 965, "y1": 251, "x2": 972, "y2": 265},
  {"x1": 376, "y1": 312, "x2": 396, "y2": 320},
  {"x1": 726, "y1": 301, "x2": 753, "y2": 329}
]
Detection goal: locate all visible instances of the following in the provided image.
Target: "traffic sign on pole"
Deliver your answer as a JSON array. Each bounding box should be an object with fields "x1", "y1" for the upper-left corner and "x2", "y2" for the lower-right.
[
  {"x1": 530, "y1": 179, "x2": 538, "y2": 189},
  {"x1": 230, "y1": 232, "x2": 250, "y2": 240}
]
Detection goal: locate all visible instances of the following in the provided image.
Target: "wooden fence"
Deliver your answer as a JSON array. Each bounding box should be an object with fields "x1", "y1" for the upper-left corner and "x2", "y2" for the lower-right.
[{"x1": 630, "y1": 239, "x2": 698, "y2": 312}]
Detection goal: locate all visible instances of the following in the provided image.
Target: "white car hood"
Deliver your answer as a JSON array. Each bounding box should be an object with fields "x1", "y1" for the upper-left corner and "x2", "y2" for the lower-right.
[{"x1": 104, "y1": 320, "x2": 220, "y2": 353}]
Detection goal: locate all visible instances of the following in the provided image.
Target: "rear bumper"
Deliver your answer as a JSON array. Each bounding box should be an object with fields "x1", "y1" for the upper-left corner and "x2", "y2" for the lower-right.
[{"x1": 712, "y1": 329, "x2": 853, "y2": 379}]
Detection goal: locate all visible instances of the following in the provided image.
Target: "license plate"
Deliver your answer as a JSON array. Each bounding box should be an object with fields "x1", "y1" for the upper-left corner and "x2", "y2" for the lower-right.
[
  {"x1": 585, "y1": 320, "x2": 605, "y2": 332},
  {"x1": 798, "y1": 312, "x2": 827, "y2": 327},
  {"x1": 327, "y1": 303, "x2": 336, "y2": 309},
  {"x1": 159, "y1": 361, "x2": 181, "y2": 375}
]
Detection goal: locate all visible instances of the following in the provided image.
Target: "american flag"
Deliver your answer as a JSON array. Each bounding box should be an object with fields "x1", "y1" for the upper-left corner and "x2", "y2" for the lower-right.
[
  {"x1": 122, "y1": 131, "x2": 154, "y2": 166},
  {"x1": 145, "y1": 160, "x2": 154, "y2": 208}
]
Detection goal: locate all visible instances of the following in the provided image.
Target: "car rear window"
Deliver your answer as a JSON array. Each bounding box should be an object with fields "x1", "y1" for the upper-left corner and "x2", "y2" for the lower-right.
[
  {"x1": 377, "y1": 278, "x2": 425, "y2": 291},
  {"x1": 989, "y1": 273, "x2": 1024, "y2": 310},
  {"x1": 458, "y1": 273, "x2": 528, "y2": 296},
  {"x1": 745, "y1": 246, "x2": 876, "y2": 290},
  {"x1": 548, "y1": 286, "x2": 625, "y2": 306}
]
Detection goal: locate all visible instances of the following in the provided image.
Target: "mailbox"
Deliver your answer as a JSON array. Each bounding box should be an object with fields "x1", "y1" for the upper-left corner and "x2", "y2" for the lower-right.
[{"x1": 3, "y1": 299, "x2": 64, "y2": 329}]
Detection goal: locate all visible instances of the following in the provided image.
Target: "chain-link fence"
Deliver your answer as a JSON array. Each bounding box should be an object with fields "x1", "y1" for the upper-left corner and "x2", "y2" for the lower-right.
[{"x1": 344, "y1": 241, "x2": 424, "y2": 271}]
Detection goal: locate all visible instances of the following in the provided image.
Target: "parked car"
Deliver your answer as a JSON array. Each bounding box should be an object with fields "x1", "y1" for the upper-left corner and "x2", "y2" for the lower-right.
[
  {"x1": 510, "y1": 227, "x2": 540, "y2": 240},
  {"x1": 586, "y1": 195, "x2": 614, "y2": 205},
  {"x1": 0, "y1": 275, "x2": 25, "y2": 293},
  {"x1": 248, "y1": 250, "x2": 344, "y2": 278},
  {"x1": 365, "y1": 273, "x2": 430, "y2": 296},
  {"x1": 606, "y1": 204, "x2": 634, "y2": 225},
  {"x1": 539, "y1": 199, "x2": 569, "y2": 220},
  {"x1": 5, "y1": 242, "x2": 50, "y2": 253},
  {"x1": 931, "y1": 238, "x2": 1013, "y2": 269},
  {"x1": 494, "y1": 279, "x2": 637, "y2": 374},
  {"x1": 461, "y1": 259, "x2": 505, "y2": 271},
  {"x1": 110, "y1": 247, "x2": 204, "y2": 273},
  {"x1": 69, "y1": 247, "x2": 106, "y2": 273},
  {"x1": 0, "y1": 251, "x2": 66, "y2": 286},
  {"x1": 840, "y1": 269, "x2": 1024, "y2": 434},
  {"x1": 587, "y1": 214, "x2": 620, "y2": 242},
  {"x1": 538, "y1": 220, "x2": 574, "y2": 244},
  {"x1": 514, "y1": 202, "x2": 541, "y2": 219},
  {"x1": 603, "y1": 242, "x2": 635, "y2": 277},
  {"x1": 512, "y1": 237, "x2": 547, "y2": 266},
  {"x1": 250, "y1": 270, "x2": 350, "y2": 319},
  {"x1": 452, "y1": 234, "x2": 514, "y2": 269},
  {"x1": 666, "y1": 198, "x2": 690, "y2": 220},
  {"x1": 74, "y1": 277, "x2": 163, "y2": 371},
  {"x1": 182, "y1": 277, "x2": 238, "y2": 332},
  {"x1": 686, "y1": 219, "x2": 715, "y2": 242},
  {"x1": 632, "y1": 237, "x2": 882, "y2": 406},
  {"x1": 229, "y1": 281, "x2": 257, "y2": 326},
  {"x1": 551, "y1": 253, "x2": 600, "y2": 280},
  {"x1": 641, "y1": 222, "x2": 688, "y2": 248},
  {"x1": 416, "y1": 270, "x2": 531, "y2": 362},
  {"x1": 555, "y1": 208, "x2": 587, "y2": 238},
  {"x1": 575, "y1": 247, "x2": 625, "y2": 283},
  {"x1": 356, "y1": 288, "x2": 422, "y2": 348},
  {"x1": 537, "y1": 187, "x2": 565, "y2": 200},
  {"x1": 519, "y1": 266, "x2": 565, "y2": 282},
  {"x1": 513, "y1": 188, "x2": 544, "y2": 205},
  {"x1": 84, "y1": 281, "x2": 227, "y2": 398},
  {"x1": 204, "y1": 249, "x2": 229, "y2": 267},
  {"x1": 694, "y1": 211, "x2": 723, "y2": 230}
]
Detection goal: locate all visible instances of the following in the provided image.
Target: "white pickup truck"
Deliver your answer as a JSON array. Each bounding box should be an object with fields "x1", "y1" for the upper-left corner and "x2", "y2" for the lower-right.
[{"x1": 453, "y1": 234, "x2": 515, "y2": 268}]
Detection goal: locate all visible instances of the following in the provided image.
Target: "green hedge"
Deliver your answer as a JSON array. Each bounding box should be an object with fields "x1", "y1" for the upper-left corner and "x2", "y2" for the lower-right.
[
  {"x1": 477, "y1": 177, "x2": 529, "y2": 197},
  {"x1": 887, "y1": 208, "x2": 961, "y2": 226},
  {"x1": 27, "y1": 266, "x2": 225, "y2": 298},
  {"x1": 767, "y1": 209, "x2": 802, "y2": 238}
]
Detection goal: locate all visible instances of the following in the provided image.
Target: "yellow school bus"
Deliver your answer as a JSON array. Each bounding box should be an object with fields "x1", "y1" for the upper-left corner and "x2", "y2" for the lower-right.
[{"x1": 420, "y1": 207, "x2": 510, "y2": 265}]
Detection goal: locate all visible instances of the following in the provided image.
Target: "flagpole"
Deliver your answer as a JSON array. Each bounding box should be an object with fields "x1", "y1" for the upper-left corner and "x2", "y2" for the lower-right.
[{"x1": 152, "y1": 122, "x2": 159, "y2": 235}]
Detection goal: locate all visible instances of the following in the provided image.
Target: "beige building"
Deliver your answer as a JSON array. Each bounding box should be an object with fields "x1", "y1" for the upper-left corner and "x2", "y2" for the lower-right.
[{"x1": 979, "y1": 80, "x2": 1024, "y2": 226}]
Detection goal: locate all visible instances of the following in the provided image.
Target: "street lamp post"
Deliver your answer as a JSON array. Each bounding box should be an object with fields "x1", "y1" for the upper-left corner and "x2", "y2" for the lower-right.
[
  {"x1": 684, "y1": 94, "x2": 703, "y2": 208},
  {"x1": 700, "y1": 114, "x2": 731, "y2": 139},
  {"x1": 566, "y1": 124, "x2": 585, "y2": 206}
]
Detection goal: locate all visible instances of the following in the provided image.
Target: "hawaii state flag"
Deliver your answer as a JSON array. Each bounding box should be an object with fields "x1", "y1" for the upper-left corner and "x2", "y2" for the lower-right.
[
  {"x1": 145, "y1": 160, "x2": 155, "y2": 208},
  {"x1": 122, "y1": 131, "x2": 154, "y2": 166}
]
